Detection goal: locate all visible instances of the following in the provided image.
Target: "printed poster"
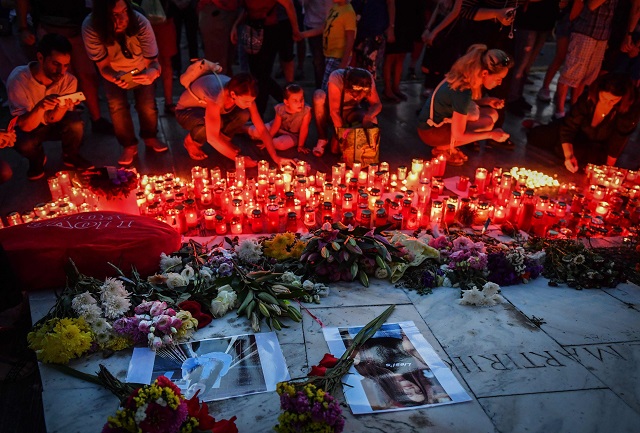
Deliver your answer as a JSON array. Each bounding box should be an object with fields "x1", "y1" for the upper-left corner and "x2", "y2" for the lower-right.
[
  {"x1": 127, "y1": 332, "x2": 289, "y2": 402},
  {"x1": 323, "y1": 321, "x2": 471, "y2": 414}
]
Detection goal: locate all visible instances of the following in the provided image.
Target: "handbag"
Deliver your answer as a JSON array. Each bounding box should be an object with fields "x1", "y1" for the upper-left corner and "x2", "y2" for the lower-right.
[
  {"x1": 241, "y1": 20, "x2": 265, "y2": 55},
  {"x1": 336, "y1": 126, "x2": 380, "y2": 166}
]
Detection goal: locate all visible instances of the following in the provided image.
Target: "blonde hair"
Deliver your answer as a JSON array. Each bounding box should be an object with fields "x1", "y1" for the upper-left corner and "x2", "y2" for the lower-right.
[{"x1": 446, "y1": 44, "x2": 513, "y2": 99}]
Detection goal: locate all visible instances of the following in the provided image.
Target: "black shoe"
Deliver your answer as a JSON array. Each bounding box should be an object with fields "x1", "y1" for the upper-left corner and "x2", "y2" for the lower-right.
[
  {"x1": 63, "y1": 154, "x2": 95, "y2": 170},
  {"x1": 406, "y1": 67, "x2": 417, "y2": 80},
  {"x1": 486, "y1": 138, "x2": 516, "y2": 150},
  {"x1": 91, "y1": 117, "x2": 114, "y2": 135},
  {"x1": 27, "y1": 156, "x2": 46, "y2": 181}
]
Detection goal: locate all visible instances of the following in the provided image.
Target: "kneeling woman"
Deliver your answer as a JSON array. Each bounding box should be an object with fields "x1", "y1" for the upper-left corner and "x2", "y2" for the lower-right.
[{"x1": 417, "y1": 44, "x2": 513, "y2": 166}]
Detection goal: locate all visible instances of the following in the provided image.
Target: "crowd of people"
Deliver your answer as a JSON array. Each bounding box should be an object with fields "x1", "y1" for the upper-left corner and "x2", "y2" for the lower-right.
[{"x1": 0, "y1": 0, "x2": 638, "y2": 184}]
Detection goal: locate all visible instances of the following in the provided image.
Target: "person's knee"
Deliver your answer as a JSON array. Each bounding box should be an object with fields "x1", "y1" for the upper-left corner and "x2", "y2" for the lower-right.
[
  {"x1": 0, "y1": 160, "x2": 12, "y2": 184},
  {"x1": 486, "y1": 108, "x2": 498, "y2": 124},
  {"x1": 313, "y1": 89, "x2": 326, "y2": 106}
]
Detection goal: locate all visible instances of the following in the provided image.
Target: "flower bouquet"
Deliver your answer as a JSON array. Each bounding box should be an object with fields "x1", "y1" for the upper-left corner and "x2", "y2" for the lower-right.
[
  {"x1": 300, "y1": 223, "x2": 405, "y2": 287},
  {"x1": 274, "y1": 305, "x2": 395, "y2": 432},
  {"x1": 528, "y1": 237, "x2": 629, "y2": 289},
  {"x1": 55, "y1": 364, "x2": 238, "y2": 433},
  {"x1": 83, "y1": 166, "x2": 138, "y2": 200}
]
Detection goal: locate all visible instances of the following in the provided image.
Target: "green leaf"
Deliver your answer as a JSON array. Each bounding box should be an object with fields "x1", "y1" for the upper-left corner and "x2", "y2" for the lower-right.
[
  {"x1": 358, "y1": 270, "x2": 369, "y2": 287},
  {"x1": 350, "y1": 262, "x2": 358, "y2": 281},
  {"x1": 321, "y1": 246, "x2": 330, "y2": 258}
]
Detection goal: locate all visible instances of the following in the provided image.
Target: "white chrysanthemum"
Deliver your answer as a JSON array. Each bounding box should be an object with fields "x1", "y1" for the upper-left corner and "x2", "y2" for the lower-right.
[
  {"x1": 103, "y1": 295, "x2": 132, "y2": 319},
  {"x1": 236, "y1": 239, "x2": 263, "y2": 263},
  {"x1": 159, "y1": 252, "x2": 182, "y2": 272},
  {"x1": 91, "y1": 317, "x2": 112, "y2": 333},
  {"x1": 314, "y1": 283, "x2": 330, "y2": 297},
  {"x1": 302, "y1": 280, "x2": 314, "y2": 291},
  {"x1": 100, "y1": 278, "x2": 127, "y2": 298},
  {"x1": 480, "y1": 295, "x2": 498, "y2": 307},
  {"x1": 181, "y1": 265, "x2": 195, "y2": 281},
  {"x1": 209, "y1": 300, "x2": 228, "y2": 318},
  {"x1": 442, "y1": 277, "x2": 453, "y2": 287},
  {"x1": 482, "y1": 282, "x2": 501, "y2": 297},
  {"x1": 459, "y1": 288, "x2": 484, "y2": 306},
  {"x1": 95, "y1": 332, "x2": 111, "y2": 345},
  {"x1": 77, "y1": 304, "x2": 102, "y2": 323},
  {"x1": 165, "y1": 273, "x2": 188, "y2": 289},
  {"x1": 71, "y1": 292, "x2": 97, "y2": 313}
]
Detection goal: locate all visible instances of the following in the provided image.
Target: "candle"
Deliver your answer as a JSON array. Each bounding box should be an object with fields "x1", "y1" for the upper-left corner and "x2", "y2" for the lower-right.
[
  {"x1": 475, "y1": 168, "x2": 488, "y2": 195},
  {"x1": 230, "y1": 217, "x2": 243, "y2": 234},
  {"x1": 595, "y1": 201, "x2": 609, "y2": 218},
  {"x1": 203, "y1": 208, "x2": 216, "y2": 230},
  {"x1": 215, "y1": 215, "x2": 228, "y2": 235},
  {"x1": 303, "y1": 206, "x2": 316, "y2": 228},
  {"x1": 267, "y1": 203, "x2": 280, "y2": 233},
  {"x1": 430, "y1": 200, "x2": 443, "y2": 225},
  {"x1": 494, "y1": 205, "x2": 506, "y2": 223},
  {"x1": 456, "y1": 175, "x2": 469, "y2": 192}
]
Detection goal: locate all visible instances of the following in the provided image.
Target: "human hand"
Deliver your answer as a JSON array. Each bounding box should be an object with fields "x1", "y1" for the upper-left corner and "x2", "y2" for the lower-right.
[
  {"x1": 564, "y1": 156, "x2": 579, "y2": 173},
  {"x1": 39, "y1": 95, "x2": 60, "y2": 111},
  {"x1": 422, "y1": 29, "x2": 434, "y2": 46},
  {"x1": 0, "y1": 130, "x2": 16, "y2": 148},
  {"x1": 19, "y1": 28, "x2": 36, "y2": 46},
  {"x1": 113, "y1": 73, "x2": 131, "y2": 89},
  {"x1": 362, "y1": 115, "x2": 376, "y2": 128},
  {"x1": 292, "y1": 29, "x2": 302, "y2": 42},
  {"x1": 490, "y1": 128, "x2": 510, "y2": 142},
  {"x1": 230, "y1": 26, "x2": 238, "y2": 45},
  {"x1": 131, "y1": 69, "x2": 158, "y2": 85},
  {"x1": 621, "y1": 34, "x2": 634, "y2": 53},
  {"x1": 275, "y1": 157, "x2": 295, "y2": 169},
  {"x1": 386, "y1": 27, "x2": 395, "y2": 44},
  {"x1": 496, "y1": 8, "x2": 516, "y2": 26},
  {"x1": 297, "y1": 146, "x2": 310, "y2": 154},
  {"x1": 487, "y1": 97, "x2": 505, "y2": 109}
]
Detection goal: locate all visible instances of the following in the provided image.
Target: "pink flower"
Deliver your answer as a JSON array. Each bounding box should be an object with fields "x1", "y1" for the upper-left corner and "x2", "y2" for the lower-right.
[
  {"x1": 154, "y1": 315, "x2": 173, "y2": 333},
  {"x1": 453, "y1": 236, "x2": 474, "y2": 251},
  {"x1": 150, "y1": 301, "x2": 167, "y2": 317},
  {"x1": 138, "y1": 320, "x2": 152, "y2": 333}
]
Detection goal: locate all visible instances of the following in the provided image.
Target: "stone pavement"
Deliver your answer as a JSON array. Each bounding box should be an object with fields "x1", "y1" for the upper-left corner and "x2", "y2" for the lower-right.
[{"x1": 29, "y1": 262, "x2": 640, "y2": 433}]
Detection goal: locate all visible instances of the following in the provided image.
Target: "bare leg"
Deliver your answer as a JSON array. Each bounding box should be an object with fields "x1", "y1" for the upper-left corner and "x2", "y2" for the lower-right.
[
  {"x1": 313, "y1": 89, "x2": 328, "y2": 141},
  {"x1": 282, "y1": 59, "x2": 295, "y2": 84},
  {"x1": 542, "y1": 36, "x2": 569, "y2": 90},
  {"x1": 555, "y1": 82, "x2": 570, "y2": 114}
]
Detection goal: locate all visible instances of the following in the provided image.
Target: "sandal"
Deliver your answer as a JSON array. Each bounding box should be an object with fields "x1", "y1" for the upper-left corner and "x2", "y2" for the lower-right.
[
  {"x1": 445, "y1": 153, "x2": 465, "y2": 166},
  {"x1": 312, "y1": 139, "x2": 328, "y2": 157},
  {"x1": 453, "y1": 148, "x2": 468, "y2": 161}
]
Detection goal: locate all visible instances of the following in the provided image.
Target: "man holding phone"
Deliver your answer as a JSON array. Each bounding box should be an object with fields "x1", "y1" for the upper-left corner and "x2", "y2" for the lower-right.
[
  {"x1": 82, "y1": 0, "x2": 168, "y2": 165},
  {"x1": 6, "y1": 33, "x2": 92, "y2": 180}
]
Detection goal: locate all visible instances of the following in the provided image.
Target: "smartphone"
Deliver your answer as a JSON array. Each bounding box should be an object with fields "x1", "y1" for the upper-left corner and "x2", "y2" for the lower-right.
[
  {"x1": 506, "y1": 8, "x2": 516, "y2": 18},
  {"x1": 57, "y1": 91, "x2": 86, "y2": 104},
  {"x1": 120, "y1": 68, "x2": 141, "y2": 83}
]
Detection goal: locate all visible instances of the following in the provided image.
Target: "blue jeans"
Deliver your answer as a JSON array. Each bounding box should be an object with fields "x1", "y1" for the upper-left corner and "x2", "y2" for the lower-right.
[{"x1": 104, "y1": 80, "x2": 158, "y2": 148}]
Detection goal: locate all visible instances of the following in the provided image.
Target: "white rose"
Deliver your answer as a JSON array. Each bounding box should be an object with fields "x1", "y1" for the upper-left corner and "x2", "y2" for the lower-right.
[{"x1": 165, "y1": 273, "x2": 188, "y2": 289}]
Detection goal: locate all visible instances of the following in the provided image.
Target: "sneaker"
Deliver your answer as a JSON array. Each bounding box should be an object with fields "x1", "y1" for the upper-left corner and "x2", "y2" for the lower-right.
[
  {"x1": 118, "y1": 146, "x2": 138, "y2": 165},
  {"x1": 312, "y1": 139, "x2": 328, "y2": 157},
  {"x1": 554, "y1": 110, "x2": 566, "y2": 120},
  {"x1": 183, "y1": 134, "x2": 208, "y2": 160},
  {"x1": 63, "y1": 154, "x2": 95, "y2": 170},
  {"x1": 27, "y1": 155, "x2": 47, "y2": 181},
  {"x1": 91, "y1": 117, "x2": 114, "y2": 135},
  {"x1": 537, "y1": 88, "x2": 552, "y2": 102},
  {"x1": 144, "y1": 138, "x2": 169, "y2": 153}
]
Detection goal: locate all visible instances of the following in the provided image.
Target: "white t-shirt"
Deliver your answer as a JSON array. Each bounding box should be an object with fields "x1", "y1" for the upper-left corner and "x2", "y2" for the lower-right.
[
  {"x1": 7, "y1": 63, "x2": 77, "y2": 126},
  {"x1": 82, "y1": 10, "x2": 158, "y2": 73}
]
